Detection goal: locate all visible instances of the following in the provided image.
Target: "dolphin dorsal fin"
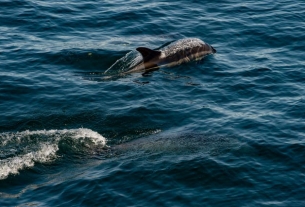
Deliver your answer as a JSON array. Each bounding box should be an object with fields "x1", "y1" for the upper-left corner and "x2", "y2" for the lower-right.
[{"x1": 136, "y1": 47, "x2": 161, "y2": 62}]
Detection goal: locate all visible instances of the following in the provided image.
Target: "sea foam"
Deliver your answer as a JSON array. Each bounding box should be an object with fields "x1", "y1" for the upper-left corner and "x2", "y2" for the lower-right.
[{"x1": 0, "y1": 128, "x2": 106, "y2": 180}]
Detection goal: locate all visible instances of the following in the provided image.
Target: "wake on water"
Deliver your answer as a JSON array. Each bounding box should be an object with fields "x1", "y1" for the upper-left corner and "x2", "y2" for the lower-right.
[
  {"x1": 0, "y1": 128, "x2": 106, "y2": 180},
  {"x1": 0, "y1": 126, "x2": 244, "y2": 181}
]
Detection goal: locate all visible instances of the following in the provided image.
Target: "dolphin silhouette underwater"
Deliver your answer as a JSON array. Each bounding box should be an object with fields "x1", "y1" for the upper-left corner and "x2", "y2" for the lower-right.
[{"x1": 122, "y1": 38, "x2": 216, "y2": 75}]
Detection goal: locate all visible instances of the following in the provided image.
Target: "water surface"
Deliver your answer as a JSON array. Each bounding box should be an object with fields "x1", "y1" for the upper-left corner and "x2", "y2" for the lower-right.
[{"x1": 1, "y1": 0, "x2": 305, "y2": 206}]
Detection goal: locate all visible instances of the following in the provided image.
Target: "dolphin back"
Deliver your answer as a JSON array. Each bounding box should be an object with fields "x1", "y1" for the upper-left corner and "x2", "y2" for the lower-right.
[
  {"x1": 159, "y1": 38, "x2": 216, "y2": 67},
  {"x1": 134, "y1": 38, "x2": 216, "y2": 72}
]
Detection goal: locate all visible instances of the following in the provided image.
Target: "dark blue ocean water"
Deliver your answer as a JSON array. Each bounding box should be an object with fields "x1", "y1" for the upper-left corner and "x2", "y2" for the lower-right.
[{"x1": 1, "y1": 0, "x2": 305, "y2": 206}]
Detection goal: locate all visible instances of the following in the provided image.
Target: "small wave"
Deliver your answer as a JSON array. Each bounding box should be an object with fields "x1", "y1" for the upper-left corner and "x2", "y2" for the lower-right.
[{"x1": 0, "y1": 128, "x2": 106, "y2": 180}]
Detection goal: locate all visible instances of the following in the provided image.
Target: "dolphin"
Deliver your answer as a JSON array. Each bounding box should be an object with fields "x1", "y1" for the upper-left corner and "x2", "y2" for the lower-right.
[{"x1": 125, "y1": 38, "x2": 216, "y2": 74}]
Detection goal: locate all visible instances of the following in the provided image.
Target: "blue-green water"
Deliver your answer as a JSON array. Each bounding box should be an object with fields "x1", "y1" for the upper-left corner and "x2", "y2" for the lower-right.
[{"x1": 1, "y1": 0, "x2": 305, "y2": 206}]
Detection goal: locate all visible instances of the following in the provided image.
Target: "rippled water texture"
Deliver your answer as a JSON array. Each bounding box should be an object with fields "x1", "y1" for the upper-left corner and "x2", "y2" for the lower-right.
[{"x1": 1, "y1": 0, "x2": 305, "y2": 206}]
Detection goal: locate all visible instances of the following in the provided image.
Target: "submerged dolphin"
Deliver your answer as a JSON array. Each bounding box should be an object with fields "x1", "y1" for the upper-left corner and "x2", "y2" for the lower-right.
[{"x1": 126, "y1": 38, "x2": 216, "y2": 74}]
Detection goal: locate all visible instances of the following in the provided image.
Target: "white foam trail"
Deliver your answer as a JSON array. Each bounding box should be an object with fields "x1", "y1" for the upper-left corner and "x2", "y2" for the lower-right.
[
  {"x1": 0, "y1": 144, "x2": 58, "y2": 179},
  {"x1": 0, "y1": 128, "x2": 106, "y2": 180}
]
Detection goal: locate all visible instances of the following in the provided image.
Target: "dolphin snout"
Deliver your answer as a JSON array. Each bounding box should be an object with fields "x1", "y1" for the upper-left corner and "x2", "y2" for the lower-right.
[{"x1": 211, "y1": 46, "x2": 216, "y2": 53}]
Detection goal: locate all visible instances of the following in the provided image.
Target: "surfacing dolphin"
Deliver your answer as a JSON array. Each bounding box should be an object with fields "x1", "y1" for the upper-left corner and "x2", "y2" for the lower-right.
[{"x1": 125, "y1": 38, "x2": 216, "y2": 75}]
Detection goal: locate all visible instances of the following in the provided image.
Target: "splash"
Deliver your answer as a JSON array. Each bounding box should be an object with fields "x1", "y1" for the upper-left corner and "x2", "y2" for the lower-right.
[
  {"x1": 104, "y1": 50, "x2": 143, "y2": 75},
  {"x1": 0, "y1": 128, "x2": 106, "y2": 180},
  {"x1": 78, "y1": 50, "x2": 143, "y2": 81}
]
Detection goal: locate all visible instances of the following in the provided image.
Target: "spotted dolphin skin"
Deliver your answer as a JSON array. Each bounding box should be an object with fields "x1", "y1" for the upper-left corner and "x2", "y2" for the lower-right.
[{"x1": 127, "y1": 38, "x2": 216, "y2": 74}]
